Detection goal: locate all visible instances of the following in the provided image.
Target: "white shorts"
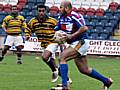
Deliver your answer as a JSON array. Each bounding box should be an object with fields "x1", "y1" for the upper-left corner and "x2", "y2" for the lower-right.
[
  {"x1": 45, "y1": 43, "x2": 58, "y2": 59},
  {"x1": 4, "y1": 35, "x2": 24, "y2": 47},
  {"x1": 45, "y1": 43, "x2": 70, "y2": 59},
  {"x1": 70, "y1": 39, "x2": 89, "y2": 56}
]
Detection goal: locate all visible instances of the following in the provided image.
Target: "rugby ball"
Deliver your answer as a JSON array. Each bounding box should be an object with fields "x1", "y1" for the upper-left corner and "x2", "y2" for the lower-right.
[
  {"x1": 54, "y1": 30, "x2": 68, "y2": 44},
  {"x1": 54, "y1": 30, "x2": 67, "y2": 39}
]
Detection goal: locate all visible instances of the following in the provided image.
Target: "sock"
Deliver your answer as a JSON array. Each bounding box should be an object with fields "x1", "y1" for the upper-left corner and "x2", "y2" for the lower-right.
[
  {"x1": 60, "y1": 64, "x2": 68, "y2": 87},
  {"x1": 16, "y1": 49, "x2": 22, "y2": 60},
  {"x1": 1, "y1": 49, "x2": 7, "y2": 57},
  {"x1": 46, "y1": 58, "x2": 56, "y2": 72},
  {"x1": 89, "y1": 69, "x2": 109, "y2": 84},
  {"x1": 17, "y1": 57, "x2": 21, "y2": 60},
  {"x1": 58, "y1": 67, "x2": 69, "y2": 81}
]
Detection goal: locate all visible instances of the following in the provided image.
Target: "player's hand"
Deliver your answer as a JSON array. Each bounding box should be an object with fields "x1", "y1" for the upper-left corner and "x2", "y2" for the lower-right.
[
  {"x1": 65, "y1": 34, "x2": 72, "y2": 40},
  {"x1": 54, "y1": 36, "x2": 67, "y2": 44}
]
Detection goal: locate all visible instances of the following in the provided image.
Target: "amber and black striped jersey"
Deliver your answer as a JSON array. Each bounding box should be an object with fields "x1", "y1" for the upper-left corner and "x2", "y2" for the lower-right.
[
  {"x1": 28, "y1": 16, "x2": 57, "y2": 48},
  {"x1": 2, "y1": 15, "x2": 30, "y2": 36}
]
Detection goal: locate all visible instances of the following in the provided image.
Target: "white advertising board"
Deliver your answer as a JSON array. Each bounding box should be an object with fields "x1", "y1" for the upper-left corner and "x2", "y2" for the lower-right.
[
  {"x1": 9, "y1": 37, "x2": 120, "y2": 56},
  {"x1": 87, "y1": 40, "x2": 120, "y2": 55}
]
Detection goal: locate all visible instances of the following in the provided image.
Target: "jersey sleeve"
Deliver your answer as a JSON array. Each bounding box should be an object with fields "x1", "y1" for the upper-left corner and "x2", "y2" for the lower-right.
[
  {"x1": 20, "y1": 16, "x2": 31, "y2": 36},
  {"x1": 72, "y1": 14, "x2": 86, "y2": 28},
  {"x1": 2, "y1": 16, "x2": 8, "y2": 29},
  {"x1": 20, "y1": 16, "x2": 28, "y2": 29}
]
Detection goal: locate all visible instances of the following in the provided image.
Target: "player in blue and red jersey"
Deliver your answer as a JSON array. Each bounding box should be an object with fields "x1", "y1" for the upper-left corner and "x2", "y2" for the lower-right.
[{"x1": 53, "y1": 1, "x2": 113, "y2": 90}]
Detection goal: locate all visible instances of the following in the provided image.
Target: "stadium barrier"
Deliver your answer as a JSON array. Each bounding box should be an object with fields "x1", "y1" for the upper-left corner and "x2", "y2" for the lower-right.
[{"x1": 0, "y1": 36, "x2": 120, "y2": 56}]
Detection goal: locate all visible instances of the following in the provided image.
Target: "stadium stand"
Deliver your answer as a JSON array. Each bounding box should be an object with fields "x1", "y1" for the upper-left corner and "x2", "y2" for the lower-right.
[
  {"x1": 90, "y1": 2, "x2": 100, "y2": 10},
  {"x1": 77, "y1": 7, "x2": 86, "y2": 15},
  {"x1": 0, "y1": 4, "x2": 4, "y2": 11},
  {"x1": 95, "y1": 8, "x2": 104, "y2": 16},
  {"x1": 99, "y1": 2, "x2": 109, "y2": 10},
  {"x1": 9, "y1": 0, "x2": 18, "y2": 5},
  {"x1": 86, "y1": 7, "x2": 96, "y2": 16},
  {"x1": 45, "y1": 0, "x2": 54, "y2": 8},
  {"x1": 81, "y1": 1, "x2": 91, "y2": 9},
  {"x1": 72, "y1": 0, "x2": 81, "y2": 9},
  {"x1": 0, "y1": 0, "x2": 119, "y2": 40},
  {"x1": 109, "y1": 1, "x2": 119, "y2": 11}
]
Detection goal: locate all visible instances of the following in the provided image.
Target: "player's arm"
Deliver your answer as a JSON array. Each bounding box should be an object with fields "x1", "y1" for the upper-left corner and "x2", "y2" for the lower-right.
[
  {"x1": 19, "y1": 16, "x2": 32, "y2": 41},
  {"x1": 20, "y1": 16, "x2": 32, "y2": 38},
  {"x1": 67, "y1": 26, "x2": 88, "y2": 40},
  {"x1": 2, "y1": 17, "x2": 8, "y2": 32},
  {"x1": 67, "y1": 14, "x2": 88, "y2": 40}
]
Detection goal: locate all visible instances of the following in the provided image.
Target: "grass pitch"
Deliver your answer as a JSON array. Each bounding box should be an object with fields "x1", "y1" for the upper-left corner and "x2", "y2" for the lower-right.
[{"x1": 0, "y1": 54, "x2": 120, "y2": 90}]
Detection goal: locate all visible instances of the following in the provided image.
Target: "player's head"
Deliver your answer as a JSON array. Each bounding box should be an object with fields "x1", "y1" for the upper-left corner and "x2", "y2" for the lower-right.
[
  {"x1": 60, "y1": 0, "x2": 72, "y2": 15},
  {"x1": 37, "y1": 4, "x2": 47, "y2": 19},
  {"x1": 11, "y1": 5, "x2": 19, "y2": 17}
]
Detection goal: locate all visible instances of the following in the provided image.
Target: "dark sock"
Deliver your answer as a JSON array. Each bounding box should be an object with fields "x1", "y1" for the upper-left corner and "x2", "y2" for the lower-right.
[
  {"x1": 2, "y1": 49, "x2": 7, "y2": 57},
  {"x1": 89, "y1": 69, "x2": 109, "y2": 84},
  {"x1": 17, "y1": 57, "x2": 21, "y2": 60},
  {"x1": 46, "y1": 58, "x2": 56, "y2": 72},
  {"x1": 60, "y1": 64, "x2": 68, "y2": 87}
]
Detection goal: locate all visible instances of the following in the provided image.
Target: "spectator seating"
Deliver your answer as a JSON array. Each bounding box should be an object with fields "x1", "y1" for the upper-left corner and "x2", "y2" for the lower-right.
[
  {"x1": 95, "y1": 8, "x2": 104, "y2": 16},
  {"x1": 81, "y1": 1, "x2": 91, "y2": 9},
  {"x1": 104, "y1": 9, "x2": 113, "y2": 16},
  {"x1": 72, "y1": 7, "x2": 78, "y2": 12},
  {"x1": 36, "y1": 0, "x2": 46, "y2": 5},
  {"x1": 86, "y1": 8, "x2": 95, "y2": 16},
  {"x1": 4, "y1": 4, "x2": 12, "y2": 12},
  {"x1": 90, "y1": 2, "x2": 100, "y2": 10},
  {"x1": 72, "y1": 0, "x2": 81, "y2": 9},
  {"x1": 99, "y1": 2, "x2": 109, "y2": 10},
  {"x1": 53, "y1": 0, "x2": 61, "y2": 7},
  {"x1": 77, "y1": 7, "x2": 86, "y2": 15},
  {"x1": 45, "y1": 0, "x2": 54, "y2": 8},
  {"x1": 0, "y1": 4, "x2": 4, "y2": 11},
  {"x1": 0, "y1": 0, "x2": 119, "y2": 40},
  {"x1": 9, "y1": 0, "x2": 18, "y2": 5},
  {"x1": 113, "y1": 9, "x2": 120, "y2": 19},
  {"x1": 100, "y1": 15, "x2": 109, "y2": 24},
  {"x1": 91, "y1": 15, "x2": 100, "y2": 23},
  {"x1": 18, "y1": 0, "x2": 27, "y2": 7},
  {"x1": 48, "y1": 6, "x2": 59, "y2": 19},
  {"x1": 109, "y1": 2, "x2": 119, "y2": 11},
  {"x1": 109, "y1": 15, "x2": 119, "y2": 26}
]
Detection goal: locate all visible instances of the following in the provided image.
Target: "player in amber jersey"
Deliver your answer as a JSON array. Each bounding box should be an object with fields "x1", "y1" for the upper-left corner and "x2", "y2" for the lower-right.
[
  {"x1": 0, "y1": 5, "x2": 30, "y2": 64},
  {"x1": 28, "y1": 4, "x2": 59, "y2": 82}
]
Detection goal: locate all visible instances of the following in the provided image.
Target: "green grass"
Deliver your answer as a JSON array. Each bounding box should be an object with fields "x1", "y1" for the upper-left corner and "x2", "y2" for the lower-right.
[{"x1": 0, "y1": 54, "x2": 120, "y2": 90}]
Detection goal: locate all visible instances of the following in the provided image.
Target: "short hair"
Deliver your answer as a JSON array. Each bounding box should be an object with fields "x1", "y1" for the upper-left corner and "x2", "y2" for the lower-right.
[{"x1": 37, "y1": 4, "x2": 46, "y2": 10}]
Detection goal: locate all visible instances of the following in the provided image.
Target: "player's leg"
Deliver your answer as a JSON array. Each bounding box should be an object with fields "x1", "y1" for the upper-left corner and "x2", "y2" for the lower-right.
[
  {"x1": 58, "y1": 45, "x2": 72, "y2": 85},
  {"x1": 0, "y1": 45, "x2": 11, "y2": 61},
  {"x1": 74, "y1": 39, "x2": 113, "y2": 90},
  {"x1": 42, "y1": 43, "x2": 59, "y2": 82},
  {"x1": 0, "y1": 35, "x2": 12, "y2": 62},
  {"x1": 15, "y1": 45, "x2": 24, "y2": 64},
  {"x1": 74, "y1": 56, "x2": 113, "y2": 90},
  {"x1": 59, "y1": 47, "x2": 79, "y2": 89},
  {"x1": 15, "y1": 36, "x2": 24, "y2": 64}
]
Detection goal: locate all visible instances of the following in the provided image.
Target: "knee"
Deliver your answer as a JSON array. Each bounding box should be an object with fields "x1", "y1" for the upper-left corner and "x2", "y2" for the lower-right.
[
  {"x1": 42, "y1": 51, "x2": 52, "y2": 62},
  {"x1": 4, "y1": 46, "x2": 10, "y2": 51},
  {"x1": 60, "y1": 54, "x2": 67, "y2": 63},
  {"x1": 42, "y1": 54, "x2": 49, "y2": 62},
  {"x1": 16, "y1": 46, "x2": 23, "y2": 51},
  {"x1": 79, "y1": 67, "x2": 90, "y2": 75}
]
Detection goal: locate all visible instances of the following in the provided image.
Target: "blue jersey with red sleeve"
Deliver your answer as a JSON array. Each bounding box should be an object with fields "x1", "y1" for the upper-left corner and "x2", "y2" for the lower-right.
[{"x1": 55, "y1": 11, "x2": 88, "y2": 43}]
